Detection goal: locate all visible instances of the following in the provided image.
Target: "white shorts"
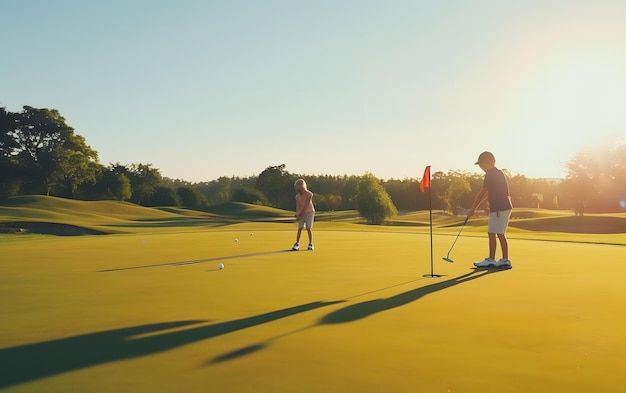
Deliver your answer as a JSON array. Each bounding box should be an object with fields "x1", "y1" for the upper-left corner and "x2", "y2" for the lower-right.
[
  {"x1": 488, "y1": 209, "x2": 511, "y2": 234},
  {"x1": 297, "y1": 212, "x2": 315, "y2": 229}
]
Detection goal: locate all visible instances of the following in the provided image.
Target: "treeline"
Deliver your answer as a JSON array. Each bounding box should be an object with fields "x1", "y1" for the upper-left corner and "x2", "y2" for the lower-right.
[
  {"x1": 189, "y1": 166, "x2": 570, "y2": 213},
  {"x1": 2, "y1": 106, "x2": 625, "y2": 213}
]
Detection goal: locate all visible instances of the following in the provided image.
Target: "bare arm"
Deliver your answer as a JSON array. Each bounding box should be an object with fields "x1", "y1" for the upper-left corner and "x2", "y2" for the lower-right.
[
  {"x1": 296, "y1": 192, "x2": 313, "y2": 218},
  {"x1": 467, "y1": 188, "x2": 488, "y2": 218},
  {"x1": 296, "y1": 192, "x2": 313, "y2": 219}
]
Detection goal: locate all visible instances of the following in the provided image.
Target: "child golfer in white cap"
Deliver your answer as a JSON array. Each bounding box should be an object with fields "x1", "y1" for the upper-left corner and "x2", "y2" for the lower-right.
[
  {"x1": 467, "y1": 151, "x2": 513, "y2": 269},
  {"x1": 292, "y1": 179, "x2": 315, "y2": 251}
]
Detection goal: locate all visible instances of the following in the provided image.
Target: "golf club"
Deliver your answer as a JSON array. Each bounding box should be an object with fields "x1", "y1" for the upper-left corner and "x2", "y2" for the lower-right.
[{"x1": 442, "y1": 217, "x2": 469, "y2": 263}]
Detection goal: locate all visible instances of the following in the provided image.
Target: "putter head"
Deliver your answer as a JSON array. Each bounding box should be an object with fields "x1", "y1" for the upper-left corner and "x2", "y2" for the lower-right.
[{"x1": 442, "y1": 257, "x2": 454, "y2": 263}]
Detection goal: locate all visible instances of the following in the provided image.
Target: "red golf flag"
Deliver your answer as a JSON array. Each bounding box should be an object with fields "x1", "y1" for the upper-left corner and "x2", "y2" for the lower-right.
[{"x1": 419, "y1": 166, "x2": 431, "y2": 192}]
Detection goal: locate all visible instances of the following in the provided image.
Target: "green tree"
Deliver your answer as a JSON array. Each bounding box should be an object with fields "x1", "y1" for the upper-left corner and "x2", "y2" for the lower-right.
[
  {"x1": 232, "y1": 187, "x2": 269, "y2": 205},
  {"x1": 110, "y1": 172, "x2": 132, "y2": 201},
  {"x1": 199, "y1": 176, "x2": 234, "y2": 205},
  {"x1": 2, "y1": 106, "x2": 99, "y2": 196},
  {"x1": 145, "y1": 186, "x2": 180, "y2": 206},
  {"x1": 530, "y1": 193, "x2": 543, "y2": 208},
  {"x1": 355, "y1": 173, "x2": 398, "y2": 224},
  {"x1": 0, "y1": 108, "x2": 22, "y2": 198},
  {"x1": 196, "y1": 176, "x2": 256, "y2": 206},
  {"x1": 430, "y1": 171, "x2": 475, "y2": 214},
  {"x1": 176, "y1": 186, "x2": 204, "y2": 207},
  {"x1": 340, "y1": 175, "x2": 360, "y2": 210},
  {"x1": 102, "y1": 169, "x2": 132, "y2": 201},
  {"x1": 508, "y1": 175, "x2": 529, "y2": 208},
  {"x1": 255, "y1": 164, "x2": 296, "y2": 209},
  {"x1": 384, "y1": 178, "x2": 421, "y2": 211},
  {"x1": 77, "y1": 165, "x2": 132, "y2": 201},
  {"x1": 564, "y1": 138, "x2": 625, "y2": 212},
  {"x1": 112, "y1": 163, "x2": 162, "y2": 205},
  {"x1": 315, "y1": 193, "x2": 343, "y2": 211},
  {"x1": 448, "y1": 174, "x2": 472, "y2": 214},
  {"x1": 325, "y1": 194, "x2": 343, "y2": 211},
  {"x1": 47, "y1": 133, "x2": 100, "y2": 197}
]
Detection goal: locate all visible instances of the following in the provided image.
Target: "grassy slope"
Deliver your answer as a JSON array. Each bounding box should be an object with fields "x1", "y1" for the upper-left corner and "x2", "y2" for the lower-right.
[
  {"x1": 0, "y1": 196, "x2": 624, "y2": 244},
  {"x1": 0, "y1": 197, "x2": 293, "y2": 234},
  {"x1": 0, "y1": 196, "x2": 182, "y2": 233},
  {"x1": 204, "y1": 202, "x2": 292, "y2": 219}
]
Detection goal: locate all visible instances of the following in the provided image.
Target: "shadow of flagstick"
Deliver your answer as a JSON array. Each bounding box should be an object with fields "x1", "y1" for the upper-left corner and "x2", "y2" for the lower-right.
[
  {"x1": 319, "y1": 268, "x2": 505, "y2": 325},
  {"x1": 208, "y1": 268, "x2": 507, "y2": 364}
]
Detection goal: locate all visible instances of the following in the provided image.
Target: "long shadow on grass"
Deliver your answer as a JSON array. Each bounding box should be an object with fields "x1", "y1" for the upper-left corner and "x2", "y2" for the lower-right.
[
  {"x1": 0, "y1": 301, "x2": 340, "y2": 389},
  {"x1": 209, "y1": 268, "x2": 507, "y2": 364},
  {"x1": 98, "y1": 250, "x2": 291, "y2": 272},
  {"x1": 319, "y1": 268, "x2": 505, "y2": 324}
]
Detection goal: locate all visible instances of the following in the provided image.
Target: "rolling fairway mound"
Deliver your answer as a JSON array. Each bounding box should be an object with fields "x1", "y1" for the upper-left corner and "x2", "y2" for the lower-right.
[
  {"x1": 0, "y1": 195, "x2": 179, "y2": 220},
  {"x1": 0, "y1": 196, "x2": 186, "y2": 234},
  {"x1": 0, "y1": 197, "x2": 290, "y2": 235},
  {"x1": 2, "y1": 197, "x2": 624, "y2": 239},
  {"x1": 2, "y1": 222, "x2": 626, "y2": 392},
  {"x1": 508, "y1": 214, "x2": 626, "y2": 234},
  {"x1": 204, "y1": 202, "x2": 293, "y2": 220}
]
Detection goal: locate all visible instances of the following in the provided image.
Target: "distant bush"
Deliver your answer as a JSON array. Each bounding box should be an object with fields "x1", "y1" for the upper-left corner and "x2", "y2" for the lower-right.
[{"x1": 355, "y1": 173, "x2": 398, "y2": 225}]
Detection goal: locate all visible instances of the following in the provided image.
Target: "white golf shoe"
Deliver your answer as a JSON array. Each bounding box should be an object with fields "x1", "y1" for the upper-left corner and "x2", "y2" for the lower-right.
[
  {"x1": 473, "y1": 257, "x2": 496, "y2": 267},
  {"x1": 495, "y1": 258, "x2": 512, "y2": 269}
]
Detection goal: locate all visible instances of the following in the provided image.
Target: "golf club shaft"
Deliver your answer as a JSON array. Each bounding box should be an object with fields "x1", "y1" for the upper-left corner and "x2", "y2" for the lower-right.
[{"x1": 446, "y1": 217, "x2": 468, "y2": 256}]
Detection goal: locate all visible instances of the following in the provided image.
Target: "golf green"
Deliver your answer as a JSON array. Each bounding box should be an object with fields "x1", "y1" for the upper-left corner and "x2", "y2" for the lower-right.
[{"x1": 1, "y1": 223, "x2": 625, "y2": 392}]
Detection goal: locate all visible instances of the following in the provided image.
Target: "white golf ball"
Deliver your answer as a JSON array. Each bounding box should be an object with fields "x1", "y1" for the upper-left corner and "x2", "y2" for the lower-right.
[
  {"x1": 234, "y1": 238, "x2": 238, "y2": 243},
  {"x1": 218, "y1": 263, "x2": 224, "y2": 270},
  {"x1": 250, "y1": 233, "x2": 254, "y2": 236}
]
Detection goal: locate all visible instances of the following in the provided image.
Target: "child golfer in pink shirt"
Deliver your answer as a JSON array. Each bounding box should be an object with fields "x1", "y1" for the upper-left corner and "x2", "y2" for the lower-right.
[{"x1": 292, "y1": 179, "x2": 315, "y2": 251}]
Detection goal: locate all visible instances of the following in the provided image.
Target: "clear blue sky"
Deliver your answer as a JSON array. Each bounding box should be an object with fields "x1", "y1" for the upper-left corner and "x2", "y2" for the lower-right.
[{"x1": 2, "y1": 0, "x2": 625, "y2": 182}]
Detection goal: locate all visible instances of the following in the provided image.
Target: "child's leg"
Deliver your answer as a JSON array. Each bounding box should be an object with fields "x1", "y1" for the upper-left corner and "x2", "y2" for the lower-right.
[
  {"x1": 296, "y1": 227, "x2": 303, "y2": 243},
  {"x1": 488, "y1": 210, "x2": 511, "y2": 261},
  {"x1": 304, "y1": 213, "x2": 314, "y2": 245},
  {"x1": 497, "y1": 233, "x2": 508, "y2": 259},
  {"x1": 488, "y1": 233, "x2": 497, "y2": 260}
]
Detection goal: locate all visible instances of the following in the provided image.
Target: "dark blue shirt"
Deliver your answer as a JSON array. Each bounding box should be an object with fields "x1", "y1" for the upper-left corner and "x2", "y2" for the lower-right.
[{"x1": 484, "y1": 167, "x2": 513, "y2": 212}]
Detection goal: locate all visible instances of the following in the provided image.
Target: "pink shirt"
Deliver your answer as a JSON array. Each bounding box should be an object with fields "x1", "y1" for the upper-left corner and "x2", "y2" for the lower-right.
[{"x1": 296, "y1": 190, "x2": 315, "y2": 217}]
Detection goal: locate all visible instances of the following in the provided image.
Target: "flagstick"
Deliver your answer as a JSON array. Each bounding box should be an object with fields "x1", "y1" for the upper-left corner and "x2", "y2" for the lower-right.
[
  {"x1": 429, "y1": 185, "x2": 434, "y2": 275},
  {"x1": 423, "y1": 171, "x2": 440, "y2": 278}
]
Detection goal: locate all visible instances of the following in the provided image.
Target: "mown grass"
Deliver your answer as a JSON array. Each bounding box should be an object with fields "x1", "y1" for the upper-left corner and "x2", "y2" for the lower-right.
[
  {"x1": 1, "y1": 218, "x2": 626, "y2": 392},
  {"x1": 1, "y1": 197, "x2": 626, "y2": 392}
]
